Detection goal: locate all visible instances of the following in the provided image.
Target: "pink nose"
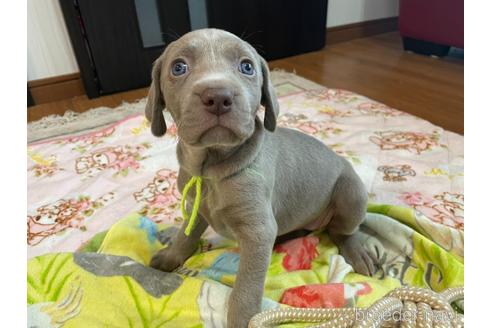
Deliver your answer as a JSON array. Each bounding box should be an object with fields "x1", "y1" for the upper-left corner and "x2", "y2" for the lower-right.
[{"x1": 200, "y1": 88, "x2": 233, "y2": 115}]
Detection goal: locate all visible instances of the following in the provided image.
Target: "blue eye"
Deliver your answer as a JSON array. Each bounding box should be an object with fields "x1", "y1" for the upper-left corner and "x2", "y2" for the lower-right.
[
  {"x1": 171, "y1": 60, "x2": 188, "y2": 76},
  {"x1": 239, "y1": 60, "x2": 255, "y2": 75}
]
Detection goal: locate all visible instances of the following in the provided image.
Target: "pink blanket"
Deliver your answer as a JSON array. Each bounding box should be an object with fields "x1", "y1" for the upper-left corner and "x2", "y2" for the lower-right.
[{"x1": 27, "y1": 79, "x2": 463, "y2": 259}]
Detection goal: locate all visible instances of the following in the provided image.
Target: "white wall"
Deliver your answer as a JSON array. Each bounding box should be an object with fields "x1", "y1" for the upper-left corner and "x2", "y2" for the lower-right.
[
  {"x1": 27, "y1": 0, "x2": 78, "y2": 81},
  {"x1": 326, "y1": 0, "x2": 399, "y2": 28}
]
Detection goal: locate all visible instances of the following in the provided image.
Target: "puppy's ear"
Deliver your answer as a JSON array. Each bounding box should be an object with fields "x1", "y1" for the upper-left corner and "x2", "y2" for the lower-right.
[
  {"x1": 259, "y1": 57, "x2": 279, "y2": 132},
  {"x1": 145, "y1": 57, "x2": 167, "y2": 137}
]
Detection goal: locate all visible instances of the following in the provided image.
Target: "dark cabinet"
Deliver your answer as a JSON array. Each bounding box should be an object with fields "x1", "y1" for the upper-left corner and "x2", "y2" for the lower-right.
[
  {"x1": 60, "y1": 0, "x2": 327, "y2": 98},
  {"x1": 207, "y1": 0, "x2": 328, "y2": 60},
  {"x1": 60, "y1": 0, "x2": 190, "y2": 97}
]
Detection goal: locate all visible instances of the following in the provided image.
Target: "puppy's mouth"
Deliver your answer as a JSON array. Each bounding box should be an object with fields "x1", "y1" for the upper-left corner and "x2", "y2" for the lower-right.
[
  {"x1": 177, "y1": 97, "x2": 256, "y2": 147},
  {"x1": 198, "y1": 124, "x2": 240, "y2": 146}
]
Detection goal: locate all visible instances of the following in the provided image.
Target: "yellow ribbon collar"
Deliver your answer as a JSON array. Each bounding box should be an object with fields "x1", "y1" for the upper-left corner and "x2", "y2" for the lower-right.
[{"x1": 181, "y1": 176, "x2": 203, "y2": 236}]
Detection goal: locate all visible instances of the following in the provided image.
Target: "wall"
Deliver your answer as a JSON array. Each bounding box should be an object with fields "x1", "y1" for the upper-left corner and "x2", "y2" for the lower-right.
[
  {"x1": 27, "y1": 0, "x2": 78, "y2": 81},
  {"x1": 326, "y1": 0, "x2": 399, "y2": 28}
]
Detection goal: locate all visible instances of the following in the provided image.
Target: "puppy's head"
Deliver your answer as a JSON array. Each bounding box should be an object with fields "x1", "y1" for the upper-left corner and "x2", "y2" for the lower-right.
[{"x1": 145, "y1": 28, "x2": 279, "y2": 148}]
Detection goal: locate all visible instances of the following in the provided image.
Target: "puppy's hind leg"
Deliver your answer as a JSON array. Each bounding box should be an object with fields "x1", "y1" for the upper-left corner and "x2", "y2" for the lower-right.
[{"x1": 326, "y1": 171, "x2": 375, "y2": 276}]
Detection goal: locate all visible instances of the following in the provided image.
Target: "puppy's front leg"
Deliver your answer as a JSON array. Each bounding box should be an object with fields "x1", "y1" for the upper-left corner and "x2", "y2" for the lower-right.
[
  {"x1": 227, "y1": 216, "x2": 277, "y2": 328},
  {"x1": 150, "y1": 213, "x2": 208, "y2": 272}
]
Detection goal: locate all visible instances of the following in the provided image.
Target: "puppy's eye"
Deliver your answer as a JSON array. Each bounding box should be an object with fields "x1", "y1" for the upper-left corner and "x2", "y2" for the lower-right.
[
  {"x1": 239, "y1": 60, "x2": 255, "y2": 75},
  {"x1": 171, "y1": 60, "x2": 188, "y2": 76}
]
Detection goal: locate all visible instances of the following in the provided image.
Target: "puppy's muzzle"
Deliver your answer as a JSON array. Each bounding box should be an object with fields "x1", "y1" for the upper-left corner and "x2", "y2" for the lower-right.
[{"x1": 200, "y1": 88, "x2": 234, "y2": 116}]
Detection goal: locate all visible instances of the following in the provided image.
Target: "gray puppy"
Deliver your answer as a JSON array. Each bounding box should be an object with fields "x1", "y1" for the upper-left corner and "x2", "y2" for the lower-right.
[{"x1": 146, "y1": 28, "x2": 374, "y2": 327}]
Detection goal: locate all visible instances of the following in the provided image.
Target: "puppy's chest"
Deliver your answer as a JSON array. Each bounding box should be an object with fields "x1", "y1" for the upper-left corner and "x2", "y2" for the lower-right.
[{"x1": 199, "y1": 188, "x2": 238, "y2": 240}]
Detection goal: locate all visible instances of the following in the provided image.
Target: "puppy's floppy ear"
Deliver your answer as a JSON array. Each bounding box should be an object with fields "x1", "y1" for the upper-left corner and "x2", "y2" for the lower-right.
[
  {"x1": 259, "y1": 57, "x2": 279, "y2": 132},
  {"x1": 145, "y1": 57, "x2": 167, "y2": 137}
]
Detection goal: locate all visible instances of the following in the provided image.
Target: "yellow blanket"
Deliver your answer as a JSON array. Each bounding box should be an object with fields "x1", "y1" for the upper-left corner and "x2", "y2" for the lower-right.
[{"x1": 27, "y1": 204, "x2": 463, "y2": 327}]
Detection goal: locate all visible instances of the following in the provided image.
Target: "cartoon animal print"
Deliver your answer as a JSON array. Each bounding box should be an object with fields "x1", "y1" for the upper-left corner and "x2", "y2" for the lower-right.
[
  {"x1": 277, "y1": 113, "x2": 342, "y2": 139},
  {"x1": 134, "y1": 169, "x2": 181, "y2": 223},
  {"x1": 377, "y1": 164, "x2": 416, "y2": 182},
  {"x1": 305, "y1": 89, "x2": 359, "y2": 104},
  {"x1": 425, "y1": 167, "x2": 463, "y2": 181},
  {"x1": 29, "y1": 162, "x2": 63, "y2": 178},
  {"x1": 75, "y1": 143, "x2": 150, "y2": 177},
  {"x1": 328, "y1": 144, "x2": 361, "y2": 165},
  {"x1": 297, "y1": 91, "x2": 351, "y2": 117},
  {"x1": 57, "y1": 127, "x2": 115, "y2": 153},
  {"x1": 357, "y1": 102, "x2": 404, "y2": 117},
  {"x1": 131, "y1": 118, "x2": 150, "y2": 136},
  {"x1": 28, "y1": 149, "x2": 64, "y2": 178},
  {"x1": 369, "y1": 131, "x2": 442, "y2": 154},
  {"x1": 432, "y1": 192, "x2": 464, "y2": 228},
  {"x1": 399, "y1": 192, "x2": 464, "y2": 229},
  {"x1": 132, "y1": 119, "x2": 178, "y2": 137},
  {"x1": 27, "y1": 193, "x2": 114, "y2": 246}
]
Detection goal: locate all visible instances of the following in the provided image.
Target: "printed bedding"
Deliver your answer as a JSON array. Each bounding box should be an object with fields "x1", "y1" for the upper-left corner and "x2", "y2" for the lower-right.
[{"x1": 27, "y1": 75, "x2": 464, "y2": 327}]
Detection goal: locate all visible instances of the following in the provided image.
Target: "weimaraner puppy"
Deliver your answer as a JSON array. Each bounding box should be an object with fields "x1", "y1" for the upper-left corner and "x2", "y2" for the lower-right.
[{"x1": 146, "y1": 28, "x2": 374, "y2": 327}]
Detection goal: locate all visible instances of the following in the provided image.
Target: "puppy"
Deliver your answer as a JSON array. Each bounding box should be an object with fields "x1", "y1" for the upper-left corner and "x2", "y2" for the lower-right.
[{"x1": 146, "y1": 28, "x2": 374, "y2": 327}]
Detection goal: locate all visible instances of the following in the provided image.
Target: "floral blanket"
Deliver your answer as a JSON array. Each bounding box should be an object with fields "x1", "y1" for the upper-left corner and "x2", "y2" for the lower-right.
[
  {"x1": 27, "y1": 73, "x2": 464, "y2": 327},
  {"x1": 28, "y1": 208, "x2": 463, "y2": 327}
]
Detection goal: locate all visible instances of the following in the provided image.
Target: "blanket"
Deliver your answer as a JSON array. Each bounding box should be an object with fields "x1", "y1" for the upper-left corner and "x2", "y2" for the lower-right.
[
  {"x1": 27, "y1": 72, "x2": 464, "y2": 327},
  {"x1": 27, "y1": 206, "x2": 463, "y2": 327}
]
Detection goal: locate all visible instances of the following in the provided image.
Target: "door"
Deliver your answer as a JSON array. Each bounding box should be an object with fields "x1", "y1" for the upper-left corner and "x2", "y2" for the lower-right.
[{"x1": 60, "y1": 0, "x2": 191, "y2": 97}]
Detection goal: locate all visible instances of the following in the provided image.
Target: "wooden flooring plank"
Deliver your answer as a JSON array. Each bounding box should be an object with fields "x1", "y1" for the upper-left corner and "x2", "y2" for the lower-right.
[{"x1": 27, "y1": 32, "x2": 463, "y2": 134}]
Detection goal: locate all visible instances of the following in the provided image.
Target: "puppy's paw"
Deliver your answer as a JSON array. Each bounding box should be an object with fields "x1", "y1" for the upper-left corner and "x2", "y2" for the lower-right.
[
  {"x1": 336, "y1": 233, "x2": 375, "y2": 277},
  {"x1": 150, "y1": 248, "x2": 183, "y2": 272}
]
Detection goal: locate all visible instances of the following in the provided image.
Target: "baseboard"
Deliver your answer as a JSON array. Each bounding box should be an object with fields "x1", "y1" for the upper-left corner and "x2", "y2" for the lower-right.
[
  {"x1": 326, "y1": 17, "x2": 399, "y2": 45},
  {"x1": 28, "y1": 73, "x2": 86, "y2": 105}
]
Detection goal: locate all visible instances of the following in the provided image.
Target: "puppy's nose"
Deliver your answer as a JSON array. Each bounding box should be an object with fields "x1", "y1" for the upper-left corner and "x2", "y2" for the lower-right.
[{"x1": 200, "y1": 88, "x2": 233, "y2": 115}]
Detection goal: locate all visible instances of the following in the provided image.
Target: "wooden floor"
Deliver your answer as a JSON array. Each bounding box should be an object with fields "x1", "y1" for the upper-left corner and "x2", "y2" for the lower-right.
[{"x1": 28, "y1": 32, "x2": 464, "y2": 134}]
